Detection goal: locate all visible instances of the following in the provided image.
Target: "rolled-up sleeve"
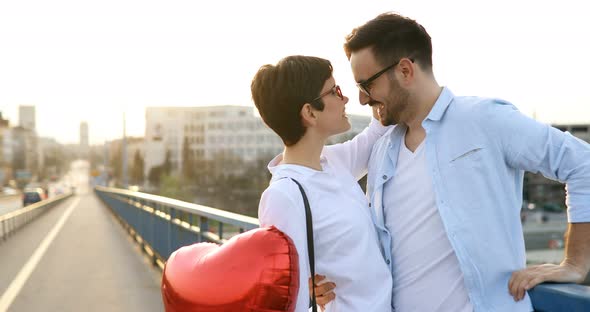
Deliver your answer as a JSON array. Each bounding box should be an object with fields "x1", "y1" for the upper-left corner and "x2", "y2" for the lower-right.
[{"x1": 485, "y1": 100, "x2": 590, "y2": 222}]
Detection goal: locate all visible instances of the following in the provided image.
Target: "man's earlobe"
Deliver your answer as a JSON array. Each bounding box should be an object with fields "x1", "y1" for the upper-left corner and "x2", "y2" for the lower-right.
[{"x1": 402, "y1": 66, "x2": 410, "y2": 78}]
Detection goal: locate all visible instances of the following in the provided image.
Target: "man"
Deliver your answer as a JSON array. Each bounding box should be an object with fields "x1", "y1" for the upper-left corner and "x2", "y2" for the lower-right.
[{"x1": 313, "y1": 12, "x2": 590, "y2": 311}]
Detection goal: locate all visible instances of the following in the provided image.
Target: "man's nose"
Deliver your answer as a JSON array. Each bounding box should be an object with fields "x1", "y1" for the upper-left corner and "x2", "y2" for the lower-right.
[{"x1": 359, "y1": 90, "x2": 371, "y2": 106}]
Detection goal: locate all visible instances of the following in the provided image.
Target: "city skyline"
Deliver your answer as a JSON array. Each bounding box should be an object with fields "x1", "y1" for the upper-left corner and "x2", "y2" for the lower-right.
[{"x1": 1, "y1": 0, "x2": 589, "y2": 144}]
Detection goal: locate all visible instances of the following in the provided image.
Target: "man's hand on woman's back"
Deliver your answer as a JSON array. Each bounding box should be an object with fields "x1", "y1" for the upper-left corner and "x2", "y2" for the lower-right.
[{"x1": 309, "y1": 274, "x2": 336, "y2": 310}]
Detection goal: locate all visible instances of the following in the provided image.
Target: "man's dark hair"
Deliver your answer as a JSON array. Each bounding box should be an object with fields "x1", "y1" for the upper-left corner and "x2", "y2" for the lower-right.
[
  {"x1": 251, "y1": 55, "x2": 332, "y2": 146},
  {"x1": 344, "y1": 12, "x2": 433, "y2": 72}
]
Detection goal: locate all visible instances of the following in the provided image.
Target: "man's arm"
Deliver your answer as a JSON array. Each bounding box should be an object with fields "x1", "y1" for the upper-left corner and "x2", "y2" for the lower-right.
[
  {"x1": 481, "y1": 100, "x2": 590, "y2": 301},
  {"x1": 509, "y1": 223, "x2": 590, "y2": 301},
  {"x1": 308, "y1": 275, "x2": 336, "y2": 310},
  {"x1": 563, "y1": 223, "x2": 590, "y2": 279}
]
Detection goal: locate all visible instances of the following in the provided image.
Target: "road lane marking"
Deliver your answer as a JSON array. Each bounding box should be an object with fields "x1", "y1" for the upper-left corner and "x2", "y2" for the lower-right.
[{"x1": 0, "y1": 197, "x2": 81, "y2": 311}]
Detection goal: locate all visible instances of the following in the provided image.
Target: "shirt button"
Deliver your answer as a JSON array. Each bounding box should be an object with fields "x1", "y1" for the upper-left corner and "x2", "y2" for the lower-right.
[
  {"x1": 382, "y1": 175, "x2": 387, "y2": 180},
  {"x1": 386, "y1": 259, "x2": 391, "y2": 264},
  {"x1": 368, "y1": 203, "x2": 372, "y2": 207}
]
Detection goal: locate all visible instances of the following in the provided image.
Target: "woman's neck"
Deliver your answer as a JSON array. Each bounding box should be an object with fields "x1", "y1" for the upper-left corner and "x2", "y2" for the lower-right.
[{"x1": 282, "y1": 132, "x2": 325, "y2": 171}]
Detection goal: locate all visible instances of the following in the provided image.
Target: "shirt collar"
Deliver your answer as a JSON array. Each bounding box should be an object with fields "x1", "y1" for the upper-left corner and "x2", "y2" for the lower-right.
[
  {"x1": 267, "y1": 153, "x2": 327, "y2": 181},
  {"x1": 424, "y1": 86, "x2": 454, "y2": 122}
]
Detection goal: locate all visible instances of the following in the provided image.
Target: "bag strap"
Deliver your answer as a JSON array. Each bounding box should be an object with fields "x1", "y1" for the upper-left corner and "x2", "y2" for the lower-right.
[{"x1": 289, "y1": 178, "x2": 317, "y2": 312}]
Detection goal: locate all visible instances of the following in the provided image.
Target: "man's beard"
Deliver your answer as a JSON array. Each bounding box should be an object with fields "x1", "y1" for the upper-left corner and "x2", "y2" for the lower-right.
[{"x1": 381, "y1": 79, "x2": 411, "y2": 126}]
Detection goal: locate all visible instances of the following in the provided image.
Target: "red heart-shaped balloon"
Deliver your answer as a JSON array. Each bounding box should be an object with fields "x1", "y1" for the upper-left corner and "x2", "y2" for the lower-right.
[{"x1": 161, "y1": 226, "x2": 299, "y2": 312}]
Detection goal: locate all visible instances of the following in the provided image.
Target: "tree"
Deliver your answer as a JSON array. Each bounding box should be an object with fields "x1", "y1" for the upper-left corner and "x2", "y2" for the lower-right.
[
  {"x1": 148, "y1": 165, "x2": 163, "y2": 186},
  {"x1": 181, "y1": 137, "x2": 195, "y2": 181},
  {"x1": 131, "y1": 149, "x2": 144, "y2": 185},
  {"x1": 159, "y1": 174, "x2": 192, "y2": 202},
  {"x1": 110, "y1": 145, "x2": 122, "y2": 182},
  {"x1": 147, "y1": 150, "x2": 172, "y2": 188},
  {"x1": 163, "y1": 149, "x2": 172, "y2": 176}
]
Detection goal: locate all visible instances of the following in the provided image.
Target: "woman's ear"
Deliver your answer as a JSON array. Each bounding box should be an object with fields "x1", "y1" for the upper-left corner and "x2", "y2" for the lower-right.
[{"x1": 300, "y1": 103, "x2": 317, "y2": 127}]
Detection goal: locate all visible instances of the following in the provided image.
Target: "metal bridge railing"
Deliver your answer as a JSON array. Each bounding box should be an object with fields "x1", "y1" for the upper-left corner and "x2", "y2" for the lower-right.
[
  {"x1": 530, "y1": 283, "x2": 590, "y2": 311},
  {"x1": 0, "y1": 193, "x2": 73, "y2": 241},
  {"x1": 95, "y1": 186, "x2": 590, "y2": 311},
  {"x1": 94, "y1": 186, "x2": 259, "y2": 268}
]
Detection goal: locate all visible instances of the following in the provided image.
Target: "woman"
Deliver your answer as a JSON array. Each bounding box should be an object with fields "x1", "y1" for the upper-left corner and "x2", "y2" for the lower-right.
[{"x1": 251, "y1": 55, "x2": 392, "y2": 312}]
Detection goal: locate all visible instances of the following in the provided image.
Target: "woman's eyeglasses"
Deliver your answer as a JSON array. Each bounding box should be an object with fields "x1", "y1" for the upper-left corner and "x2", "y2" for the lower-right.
[{"x1": 312, "y1": 85, "x2": 343, "y2": 103}]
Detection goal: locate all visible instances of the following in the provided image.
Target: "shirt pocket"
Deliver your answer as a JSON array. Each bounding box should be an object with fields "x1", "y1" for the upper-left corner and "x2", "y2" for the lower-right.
[
  {"x1": 448, "y1": 146, "x2": 485, "y2": 168},
  {"x1": 443, "y1": 145, "x2": 487, "y2": 212}
]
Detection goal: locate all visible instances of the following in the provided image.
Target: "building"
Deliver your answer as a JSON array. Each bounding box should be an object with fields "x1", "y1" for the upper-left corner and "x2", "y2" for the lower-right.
[
  {"x1": 145, "y1": 106, "x2": 281, "y2": 177},
  {"x1": 0, "y1": 112, "x2": 9, "y2": 129},
  {"x1": 525, "y1": 123, "x2": 590, "y2": 208},
  {"x1": 144, "y1": 106, "x2": 372, "y2": 179},
  {"x1": 8, "y1": 126, "x2": 37, "y2": 186},
  {"x1": 18, "y1": 105, "x2": 36, "y2": 131},
  {"x1": 38, "y1": 137, "x2": 63, "y2": 180},
  {"x1": 0, "y1": 113, "x2": 11, "y2": 185},
  {"x1": 17, "y1": 105, "x2": 39, "y2": 178},
  {"x1": 106, "y1": 137, "x2": 144, "y2": 185},
  {"x1": 80, "y1": 122, "x2": 89, "y2": 158},
  {"x1": 327, "y1": 114, "x2": 372, "y2": 144},
  {"x1": 555, "y1": 124, "x2": 590, "y2": 143},
  {"x1": 0, "y1": 112, "x2": 11, "y2": 164}
]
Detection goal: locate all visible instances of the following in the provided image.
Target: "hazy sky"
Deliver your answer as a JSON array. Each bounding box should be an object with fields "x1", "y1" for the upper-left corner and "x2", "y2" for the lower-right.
[{"x1": 1, "y1": 0, "x2": 588, "y2": 144}]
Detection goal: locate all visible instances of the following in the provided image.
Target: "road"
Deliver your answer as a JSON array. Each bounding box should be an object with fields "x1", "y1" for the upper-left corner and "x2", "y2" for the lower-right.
[{"x1": 0, "y1": 160, "x2": 163, "y2": 311}]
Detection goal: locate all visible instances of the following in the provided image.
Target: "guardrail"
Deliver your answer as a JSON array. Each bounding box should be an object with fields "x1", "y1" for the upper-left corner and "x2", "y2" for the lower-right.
[
  {"x1": 0, "y1": 193, "x2": 73, "y2": 241},
  {"x1": 94, "y1": 186, "x2": 259, "y2": 268},
  {"x1": 530, "y1": 283, "x2": 590, "y2": 311},
  {"x1": 95, "y1": 186, "x2": 590, "y2": 311}
]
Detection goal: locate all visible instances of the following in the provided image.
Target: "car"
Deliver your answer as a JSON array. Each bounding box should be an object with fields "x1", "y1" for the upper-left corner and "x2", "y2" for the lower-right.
[{"x1": 22, "y1": 188, "x2": 46, "y2": 206}]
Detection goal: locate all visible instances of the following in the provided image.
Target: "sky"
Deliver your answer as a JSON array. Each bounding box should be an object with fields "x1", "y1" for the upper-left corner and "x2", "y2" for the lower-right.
[{"x1": 1, "y1": 0, "x2": 589, "y2": 145}]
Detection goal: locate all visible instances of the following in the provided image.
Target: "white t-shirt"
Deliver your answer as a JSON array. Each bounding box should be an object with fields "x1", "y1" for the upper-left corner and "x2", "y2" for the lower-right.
[
  {"x1": 383, "y1": 139, "x2": 473, "y2": 312},
  {"x1": 258, "y1": 119, "x2": 393, "y2": 312}
]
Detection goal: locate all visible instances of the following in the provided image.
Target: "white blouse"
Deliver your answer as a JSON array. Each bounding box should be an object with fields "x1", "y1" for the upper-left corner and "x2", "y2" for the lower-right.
[{"x1": 258, "y1": 118, "x2": 393, "y2": 312}]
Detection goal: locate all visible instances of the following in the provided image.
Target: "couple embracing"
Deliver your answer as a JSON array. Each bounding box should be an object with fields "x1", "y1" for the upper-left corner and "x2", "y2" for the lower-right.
[{"x1": 253, "y1": 12, "x2": 590, "y2": 312}]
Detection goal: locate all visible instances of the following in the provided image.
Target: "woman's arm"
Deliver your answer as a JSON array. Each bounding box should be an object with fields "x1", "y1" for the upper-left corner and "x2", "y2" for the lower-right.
[
  {"x1": 258, "y1": 180, "x2": 311, "y2": 312},
  {"x1": 322, "y1": 106, "x2": 390, "y2": 180}
]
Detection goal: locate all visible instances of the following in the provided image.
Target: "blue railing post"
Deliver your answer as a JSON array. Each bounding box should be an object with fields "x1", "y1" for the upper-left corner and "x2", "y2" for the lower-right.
[
  {"x1": 189, "y1": 214, "x2": 198, "y2": 243},
  {"x1": 199, "y1": 216, "x2": 209, "y2": 242},
  {"x1": 168, "y1": 207, "x2": 175, "y2": 257},
  {"x1": 152, "y1": 202, "x2": 158, "y2": 259}
]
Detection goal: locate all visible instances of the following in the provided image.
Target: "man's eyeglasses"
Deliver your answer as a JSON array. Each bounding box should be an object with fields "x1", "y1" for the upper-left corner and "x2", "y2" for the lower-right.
[
  {"x1": 311, "y1": 85, "x2": 343, "y2": 103},
  {"x1": 356, "y1": 58, "x2": 414, "y2": 97}
]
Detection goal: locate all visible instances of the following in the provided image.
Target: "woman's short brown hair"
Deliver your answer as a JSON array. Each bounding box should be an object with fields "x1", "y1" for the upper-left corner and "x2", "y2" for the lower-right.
[{"x1": 251, "y1": 55, "x2": 333, "y2": 146}]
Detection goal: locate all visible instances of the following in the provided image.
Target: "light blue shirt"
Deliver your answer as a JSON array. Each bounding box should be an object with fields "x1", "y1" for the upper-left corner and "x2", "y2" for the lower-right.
[{"x1": 366, "y1": 87, "x2": 590, "y2": 312}]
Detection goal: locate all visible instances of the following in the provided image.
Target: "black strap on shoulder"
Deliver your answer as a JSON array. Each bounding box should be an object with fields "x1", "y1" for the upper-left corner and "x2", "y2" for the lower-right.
[{"x1": 289, "y1": 178, "x2": 317, "y2": 312}]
